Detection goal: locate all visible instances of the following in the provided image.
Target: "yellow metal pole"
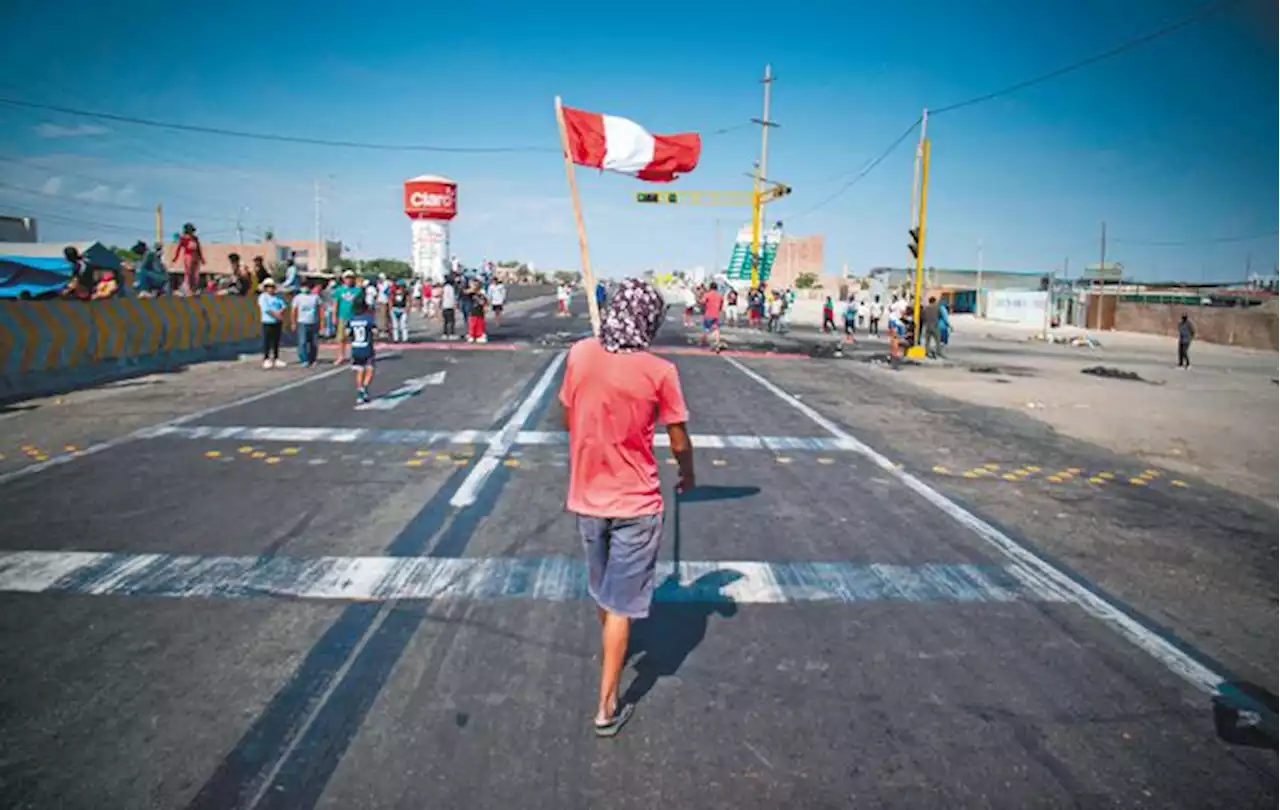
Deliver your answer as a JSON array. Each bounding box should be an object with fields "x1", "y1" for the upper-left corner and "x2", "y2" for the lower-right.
[
  {"x1": 749, "y1": 181, "x2": 762, "y2": 288},
  {"x1": 907, "y1": 138, "x2": 931, "y2": 359}
]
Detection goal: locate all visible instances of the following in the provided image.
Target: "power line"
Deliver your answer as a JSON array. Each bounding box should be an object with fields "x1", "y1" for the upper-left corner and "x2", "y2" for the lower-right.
[
  {"x1": 0, "y1": 96, "x2": 748, "y2": 153},
  {"x1": 931, "y1": 0, "x2": 1242, "y2": 115},
  {"x1": 0, "y1": 180, "x2": 242, "y2": 224},
  {"x1": 0, "y1": 97, "x2": 560, "y2": 153},
  {"x1": 787, "y1": 118, "x2": 921, "y2": 220},
  {"x1": 1112, "y1": 229, "x2": 1278, "y2": 247},
  {"x1": 793, "y1": 0, "x2": 1240, "y2": 217}
]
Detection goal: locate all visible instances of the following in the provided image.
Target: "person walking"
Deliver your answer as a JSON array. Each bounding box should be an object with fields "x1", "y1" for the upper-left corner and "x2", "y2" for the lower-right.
[
  {"x1": 347, "y1": 298, "x2": 378, "y2": 403},
  {"x1": 559, "y1": 279, "x2": 695, "y2": 737},
  {"x1": 333, "y1": 270, "x2": 362, "y2": 364},
  {"x1": 390, "y1": 281, "x2": 411, "y2": 343},
  {"x1": 1177, "y1": 314, "x2": 1195, "y2": 368},
  {"x1": 292, "y1": 283, "x2": 322, "y2": 367},
  {"x1": 257, "y1": 278, "x2": 287, "y2": 369},
  {"x1": 700, "y1": 281, "x2": 723, "y2": 348}
]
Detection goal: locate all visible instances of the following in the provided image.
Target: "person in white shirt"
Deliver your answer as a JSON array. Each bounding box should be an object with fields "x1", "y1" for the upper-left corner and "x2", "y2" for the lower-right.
[
  {"x1": 439, "y1": 280, "x2": 458, "y2": 338},
  {"x1": 868, "y1": 295, "x2": 884, "y2": 336},
  {"x1": 557, "y1": 283, "x2": 570, "y2": 317},
  {"x1": 888, "y1": 295, "x2": 909, "y2": 338},
  {"x1": 487, "y1": 280, "x2": 507, "y2": 325}
]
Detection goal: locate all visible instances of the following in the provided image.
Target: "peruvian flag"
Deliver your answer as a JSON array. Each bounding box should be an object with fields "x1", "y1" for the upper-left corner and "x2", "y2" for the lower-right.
[{"x1": 561, "y1": 105, "x2": 701, "y2": 183}]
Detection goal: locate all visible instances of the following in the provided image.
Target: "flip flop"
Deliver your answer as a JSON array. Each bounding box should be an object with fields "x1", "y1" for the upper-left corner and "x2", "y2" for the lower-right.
[{"x1": 593, "y1": 703, "x2": 635, "y2": 738}]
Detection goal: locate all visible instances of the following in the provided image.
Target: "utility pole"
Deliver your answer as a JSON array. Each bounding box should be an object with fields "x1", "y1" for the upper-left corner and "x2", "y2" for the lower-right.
[
  {"x1": 976, "y1": 239, "x2": 984, "y2": 318},
  {"x1": 749, "y1": 64, "x2": 777, "y2": 289},
  {"x1": 1098, "y1": 220, "x2": 1107, "y2": 277},
  {"x1": 906, "y1": 108, "x2": 931, "y2": 359},
  {"x1": 313, "y1": 179, "x2": 323, "y2": 273},
  {"x1": 154, "y1": 203, "x2": 163, "y2": 245}
]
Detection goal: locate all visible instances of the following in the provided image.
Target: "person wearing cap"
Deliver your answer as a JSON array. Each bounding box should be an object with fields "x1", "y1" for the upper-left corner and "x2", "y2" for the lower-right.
[
  {"x1": 257, "y1": 277, "x2": 287, "y2": 369},
  {"x1": 333, "y1": 270, "x2": 362, "y2": 364}
]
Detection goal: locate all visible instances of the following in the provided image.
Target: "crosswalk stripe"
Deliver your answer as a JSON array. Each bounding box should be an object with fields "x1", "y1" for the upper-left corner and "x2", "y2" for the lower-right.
[{"x1": 0, "y1": 551, "x2": 1067, "y2": 605}]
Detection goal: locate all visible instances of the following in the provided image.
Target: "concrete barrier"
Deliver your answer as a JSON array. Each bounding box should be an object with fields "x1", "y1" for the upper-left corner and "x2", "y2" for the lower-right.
[{"x1": 0, "y1": 296, "x2": 261, "y2": 402}]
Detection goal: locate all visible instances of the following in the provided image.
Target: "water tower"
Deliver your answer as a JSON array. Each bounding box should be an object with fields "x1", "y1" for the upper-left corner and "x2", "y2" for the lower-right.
[{"x1": 403, "y1": 175, "x2": 457, "y2": 282}]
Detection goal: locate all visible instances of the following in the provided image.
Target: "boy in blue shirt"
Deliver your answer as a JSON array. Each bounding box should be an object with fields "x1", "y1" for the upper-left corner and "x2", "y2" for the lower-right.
[{"x1": 346, "y1": 297, "x2": 378, "y2": 403}]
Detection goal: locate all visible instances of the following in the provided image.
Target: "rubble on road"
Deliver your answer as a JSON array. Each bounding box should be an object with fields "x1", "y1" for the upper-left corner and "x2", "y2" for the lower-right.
[{"x1": 1081, "y1": 365, "x2": 1150, "y2": 382}]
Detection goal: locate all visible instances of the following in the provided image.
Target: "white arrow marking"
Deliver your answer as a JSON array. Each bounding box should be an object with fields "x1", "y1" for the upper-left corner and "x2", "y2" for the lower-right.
[{"x1": 355, "y1": 371, "x2": 446, "y2": 411}]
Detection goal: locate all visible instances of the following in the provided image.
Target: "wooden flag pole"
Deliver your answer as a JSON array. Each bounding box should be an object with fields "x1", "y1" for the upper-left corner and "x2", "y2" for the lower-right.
[{"x1": 554, "y1": 96, "x2": 602, "y2": 336}]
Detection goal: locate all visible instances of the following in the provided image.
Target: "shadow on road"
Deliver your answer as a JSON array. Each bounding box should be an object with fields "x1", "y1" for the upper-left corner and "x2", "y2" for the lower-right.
[{"x1": 621, "y1": 569, "x2": 743, "y2": 710}]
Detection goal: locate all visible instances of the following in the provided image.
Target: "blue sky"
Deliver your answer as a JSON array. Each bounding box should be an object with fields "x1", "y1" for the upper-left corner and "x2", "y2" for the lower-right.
[{"x1": 0, "y1": 0, "x2": 1274, "y2": 281}]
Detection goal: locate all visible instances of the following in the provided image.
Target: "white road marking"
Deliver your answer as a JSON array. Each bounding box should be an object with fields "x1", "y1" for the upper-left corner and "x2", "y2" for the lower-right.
[
  {"x1": 354, "y1": 370, "x2": 447, "y2": 411},
  {"x1": 0, "y1": 363, "x2": 352, "y2": 487},
  {"x1": 0, "y1": 550, "x2": 1061, "y2": 605},
  {"x1": 147, "y1": 425, "x2": 858, "y2": 452},
  {"x1": 450, "y1": 351, "x2": 567, "y2": 507},
  {"x1": 722, "y1": 355, "x2": 1229, "y2": 698}
]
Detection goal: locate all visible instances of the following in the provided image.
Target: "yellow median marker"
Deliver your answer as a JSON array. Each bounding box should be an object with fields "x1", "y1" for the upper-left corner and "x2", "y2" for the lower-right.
[
  {"x1": 1171, "y1": 479, "x2": 1188, "y2": 488},
  {"x1": 1001, "y1": 473, "x2": 1019, "y2": 481},
  {"x1": 204, "y1": 451, "x2": 222, "y2": 459},
  {"x1": 983, "y1": 463, "x2": 1000, "y2": 470},
  {"x1": 1088, "y1": 475, "x2": 1106, "y2": 484},
  {"x1": 264, "y1": 457, "x2": 281, "y2": 465},
  {"x1": 1046, "y1": 475, "x2": 1063, "y2": 483},
  {"x1": 503, "y1": 458, "x2": 520, "y2": 467},
  {"x1": 1128, "y1": 477, "x2": 1146, "y2": 486},
  {"x1": 932, "y1": 465, "x2": 949, "y2": 474},
  {"x1": 1099, "y1": 472, "x2": 1115, "y2": 480},
  {"x1": 281, "y1": 447, "x2": 301, "y2": 456},
  {"x1": 251, "y1": 451, "x2": 267, "y2": 459},
  {"x1": 238, "y1": 446, "x2": 255, "y2": 454},
  {"x1": 406, "y1": 459, "x2": 425, "y2": 467}
]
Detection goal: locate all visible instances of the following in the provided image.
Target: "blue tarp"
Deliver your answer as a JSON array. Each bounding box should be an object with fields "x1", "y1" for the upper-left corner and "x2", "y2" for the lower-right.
[{"x1": 0, "y1": 256, "x2": 72, "y2": 300}]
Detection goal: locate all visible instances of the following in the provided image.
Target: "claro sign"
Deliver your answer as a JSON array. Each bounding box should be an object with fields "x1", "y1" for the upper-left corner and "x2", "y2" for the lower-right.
[{"x1": 403, "y1": 177, "x2": 458, "y2": 220}]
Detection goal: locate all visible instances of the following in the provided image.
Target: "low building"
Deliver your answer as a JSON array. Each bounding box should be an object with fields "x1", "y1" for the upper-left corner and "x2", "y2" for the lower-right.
[{"x1": 0, "y1": 215, "x2": 38, "y2": 243}]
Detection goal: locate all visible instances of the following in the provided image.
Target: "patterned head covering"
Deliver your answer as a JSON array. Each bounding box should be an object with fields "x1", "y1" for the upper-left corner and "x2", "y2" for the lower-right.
[{"x1": 599, "y1": 279, "x2": 665, "y2": 353}]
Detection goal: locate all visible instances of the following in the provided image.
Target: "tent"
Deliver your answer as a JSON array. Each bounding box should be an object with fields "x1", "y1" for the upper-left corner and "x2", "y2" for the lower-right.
[{"x1": 0, "y1": 242, "x2": 123, "y2": 300}]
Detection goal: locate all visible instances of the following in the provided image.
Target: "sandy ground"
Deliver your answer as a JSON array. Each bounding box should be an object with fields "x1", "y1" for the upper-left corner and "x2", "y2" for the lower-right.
[{"x1": 891, "y1": 315, "x2": 1279, "y2": 505}]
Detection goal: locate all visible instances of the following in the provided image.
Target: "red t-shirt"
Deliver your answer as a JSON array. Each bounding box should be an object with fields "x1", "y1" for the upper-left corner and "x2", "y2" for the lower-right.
[
  {"x1": 559, "y1": 338, "x2": 689, "y2": 518},
  {"x1": 703, "y1": 290, "x2": 723, "y2": 320}
]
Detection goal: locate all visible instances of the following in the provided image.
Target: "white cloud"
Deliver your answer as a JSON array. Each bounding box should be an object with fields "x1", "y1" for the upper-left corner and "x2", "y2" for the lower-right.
[
  {"x1": 66, "y1": 182, "x2": 133, "y2": 205},
  {"x1": 33, "y1": 122, "x2": 110, "y2": 139},
  {"x1": 40, "y1": 176, "x2": 63, "y2": 196}
]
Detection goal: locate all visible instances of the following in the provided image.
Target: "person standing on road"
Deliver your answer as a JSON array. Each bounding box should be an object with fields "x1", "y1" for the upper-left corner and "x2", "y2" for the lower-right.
[
  {"x1": 440, "y1": 278, "x2": 458, "y2": 339},
  {"x1": 560, "y1": 279, "x2": 694, "y2": 737},
  {"x1": 257, "y1": 278, "x2": 287, "y2": 369},
  {"x1": 724, "y1": 286, "x2": 739, "y2": 327},
  {"x1": 291, "y1": 283, "x2": 322, "y2": 367},
  {"x1": 465, "y1": 280, "x2": 489, "y2": 343},
  {"x1": 700, "y1": 281, "x2": 723, "y2": 348},
  {"x1": 390, "y1": 281, "x2": 411, "y2": 343},
  {"x1": 488, "y1": 277, "x2": 507, "y2": 326},
  {"x1": 922, "y1": 296, "x2": 943, "y2": 358},
  {"x1": 347, "y1": 298, "x2": 378, "y2": 404},
  {"x1": 333, "y1": 271, "x2": 362, "y2": 364},
  {"x1": 868, "y1": 295, "x2": 883, "y2": 336},
  {"x1": 1177, "y1": 314, "x2": 1195, "y2": 368}
]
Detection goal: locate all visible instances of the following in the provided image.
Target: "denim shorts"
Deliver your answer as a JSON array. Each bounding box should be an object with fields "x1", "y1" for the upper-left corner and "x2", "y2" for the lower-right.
[{"x1": 576, "y1": 513, "x2": 664, "y2": 619}]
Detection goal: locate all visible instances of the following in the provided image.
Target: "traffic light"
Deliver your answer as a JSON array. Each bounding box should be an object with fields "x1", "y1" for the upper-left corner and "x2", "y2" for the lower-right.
[
  {"x1": 667, "y1": 193, "x2": 678, "y2": 203},
  {"x1": 908, "y1": 228, "x2": 921, "y2": 259},
  {"x1": 636, "y1": 192, "x2": 660, "y2": 203}
]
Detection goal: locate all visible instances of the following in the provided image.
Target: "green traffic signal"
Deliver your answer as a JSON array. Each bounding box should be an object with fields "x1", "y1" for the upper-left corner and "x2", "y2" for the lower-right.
[{"x1": 636, "y1": 192, "x2": 660, "y2": 203}]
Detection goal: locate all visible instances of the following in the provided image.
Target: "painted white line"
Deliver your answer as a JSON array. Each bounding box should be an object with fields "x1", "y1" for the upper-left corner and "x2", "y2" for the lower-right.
[
  {"x1": 450, "y1": 351, "x2": 567, "y2": 507},
  {"x1": 0, "y1": 550, "x2": 1063, "y2": 605},
  {"x1": 722, "y1": 356, "x2": 1227, "y2": 697},
  {"x1": 149, "y1": 424, "x2": 859, "y2": 453},
  {"x1": 354, "y1": 370, "x2": 447, "y2": 411},
  {"x1": 0, "y1": 364, "x2": 352, "y2": 486}
]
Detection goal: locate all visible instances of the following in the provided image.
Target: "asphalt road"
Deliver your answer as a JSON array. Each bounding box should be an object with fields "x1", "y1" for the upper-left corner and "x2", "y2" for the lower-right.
[{"x1": 0, "y1": 294, "x2": 1274, "y2": 809}]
